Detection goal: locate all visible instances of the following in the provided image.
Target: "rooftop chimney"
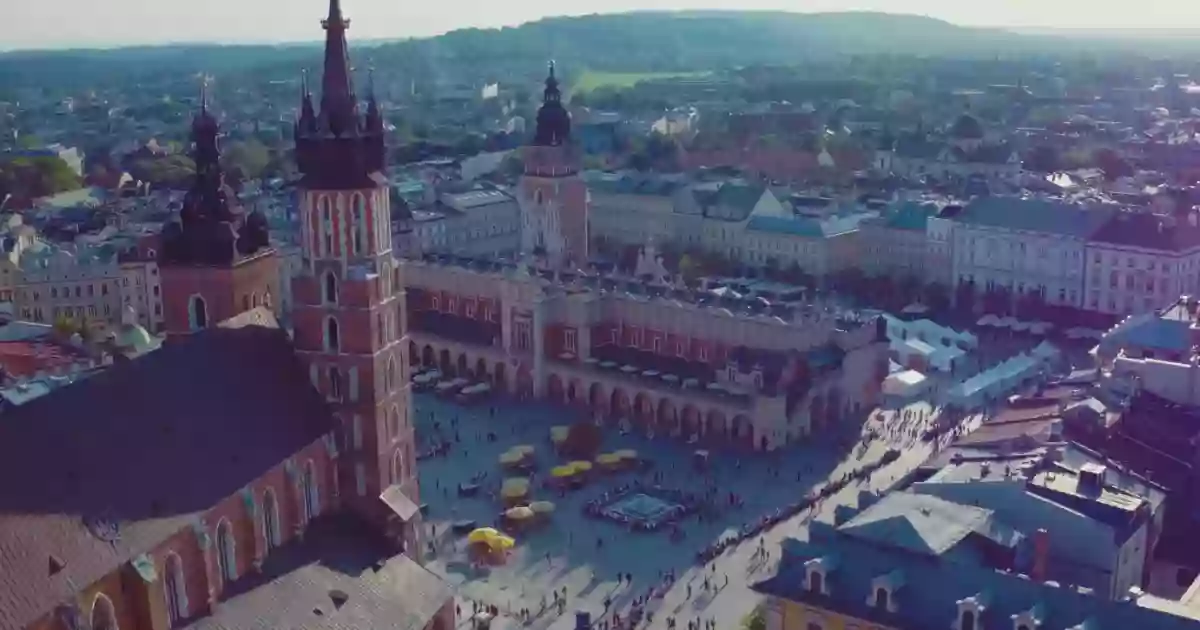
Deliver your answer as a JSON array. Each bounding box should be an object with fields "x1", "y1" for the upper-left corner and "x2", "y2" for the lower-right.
[{"x1": 1032, "y1": 528, "x2": 1050, "y2": 582}]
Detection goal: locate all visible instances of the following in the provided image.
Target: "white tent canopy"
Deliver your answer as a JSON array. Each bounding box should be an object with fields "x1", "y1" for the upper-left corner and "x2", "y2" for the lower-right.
[{"x1": 883, "y1": 370, "x2": 930, "y2": 398}]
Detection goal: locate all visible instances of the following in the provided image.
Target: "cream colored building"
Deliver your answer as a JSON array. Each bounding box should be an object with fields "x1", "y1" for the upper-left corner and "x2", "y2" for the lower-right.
[
  {"x1": 118, "y1": 255, "x2": 165, "y2": 332},
  {"x1": 0, "y1": 216, "x2": 44, "y2": 303},
  {"x1": 16, "y1": 248, "x2": 123, "y2": 334},
  {"x1": 586, "y1": 172, "x2": 874, "y2": 282}
]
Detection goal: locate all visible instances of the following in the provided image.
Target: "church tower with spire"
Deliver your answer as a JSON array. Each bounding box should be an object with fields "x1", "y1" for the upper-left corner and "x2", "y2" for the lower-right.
[
  {"x1": 159, "y1": 81, "x2": 277, "y2": 336},
  {"x1": 519, "y1": 62, "x2": 589, "y2": 269},
  {"x1": 291, "y1": 0, "x2": 421, "y2": 555}
]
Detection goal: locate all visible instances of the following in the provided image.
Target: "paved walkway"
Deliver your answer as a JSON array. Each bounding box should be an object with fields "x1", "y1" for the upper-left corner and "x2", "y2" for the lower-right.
[{"x1": 414, "y1": 393, "x2": 974, "y2": 630}]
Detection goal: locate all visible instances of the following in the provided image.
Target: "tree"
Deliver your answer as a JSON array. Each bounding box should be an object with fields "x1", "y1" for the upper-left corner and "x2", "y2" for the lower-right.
[
  {"x1": 1025, "y1": 145, "x2": 1061, "y2": 173},
  {"x1": 924, "y1": 282, "x2": 950, "y2": 313},
  {"x1": 127, "y1": 154, "x2": 195, "y2": 189},
  {"x1": 1094, "y1": 148, "x2": 1133, "y2": 181},
  {"x1": 763, "y1": 257, "x2": 780, "y2": 281},
  {"x1": 561, "y1": 421, "x2": 602, "y2": 459},
  {"x1": 897, "y1": 275, "x2": 922, "y2": 304},
  {"x1": 678, "y1": 254, "x2": 700, "y2": 284},
  {"x1": 222, "y1": 139, "x2": 271, "y2": 181},
  {"x1": 0, "y1": 156, "x2": 82, "y2": 200},
  {"x1": 618, "y1": 244, "x2": 641, "y2": 274},
  {"x1": 741, "y1": 606, "x2": 766, "y2": 630}
]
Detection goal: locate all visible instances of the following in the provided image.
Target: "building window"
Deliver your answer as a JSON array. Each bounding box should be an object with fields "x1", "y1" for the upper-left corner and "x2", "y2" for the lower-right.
[
  {"x1": 216, "y1": 519, "x2": 237, "y2": 583},
  {"x1": 189, "y1": 295, "x2": 208, "y2": 330},
  {"x1": 329, "y1": 367, "x2": 344, "y2": 400},
  {"x1": 352, "y1": 414, "x2": 362, "y2": 449},
  {"x1": 351, "y1": 195, "x2": 364, "y2": 256},
  {"x1": 387, "y1": 357, "x2": 398, "y2": 392},
  {"x1": 320, "y1": 197, "x2": 334, "y2": 256},
  {"x1": 163, "y1": 552, "x2": 187, "y2": 625},
  {"x1": 325, "y1": 316, "x2": 341, "y2": 352},
  {"x1": 564, "y1": 329, "x2": 577, "y2": 354},
  {"x1": 875, "y1": 587, "x2": 889, "y2": 610},
  {"x1": 242, "y1": 295, "x2": 251, "y2": 312},
  {"x1": 391, "y1": 404, "x2": 401, "y2": 437},
  {"x1": 262, "y1": 488, "x2": 281, "y2": 549},
  {"x1": 323, "y1": 271, "x2": 338, "y2": 305},
  {"x1": 960, "y1": 610, "x2": 976, "y2": 630},
  {"x1": 355, "y1": 463, "x2": 366, "y2": 496},
  {"x1": 391, "y1": 448, "x2": 405, "y2": 483},
  {"x1": 90, "y1": 594, "x2": 120, "y2": 630},
  {"x1": 808, "y1": 571, "x2": 822, "y2": 593},
  {"x1": 302, "y1": 460, "x2": 320, "y2": 522}
]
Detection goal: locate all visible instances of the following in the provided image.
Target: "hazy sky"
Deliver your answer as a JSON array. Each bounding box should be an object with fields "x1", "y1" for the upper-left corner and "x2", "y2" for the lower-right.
[{"x1": 5, "y1": 0, "x2": 1200, "y2": 51}]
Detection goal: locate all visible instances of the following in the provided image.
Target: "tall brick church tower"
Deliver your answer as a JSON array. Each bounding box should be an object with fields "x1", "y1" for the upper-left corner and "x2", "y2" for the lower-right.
[
  {"x1": 519, "y1": 62, "x2": 589, "y2": 269},
  {"x1": 159, "y1": 88, "x2": 278, "y2": 335},
  {"x1": 290, "y1": 0, "x2": 421, "y2": 554}
]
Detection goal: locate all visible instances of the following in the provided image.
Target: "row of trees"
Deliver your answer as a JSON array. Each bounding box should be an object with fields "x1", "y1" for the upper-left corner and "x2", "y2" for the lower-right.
[
  {"x1": 117, "y1": 138, "x2": 284, "y2": 190},
  {"x1": 0, "y1": 156, "x2": 82, "y2": 204}
]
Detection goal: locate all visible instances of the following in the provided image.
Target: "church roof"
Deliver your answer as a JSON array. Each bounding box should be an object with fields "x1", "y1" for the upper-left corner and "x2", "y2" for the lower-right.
[
  {"x1": 533, "y1": 61, "x2": 571, "y2": 147},
  {"x1": 950, "y1": 112, "x2": 985, "y2": 140},
  {"x1": 0, "y1": 322, "x2": 334, "y2": 630}
]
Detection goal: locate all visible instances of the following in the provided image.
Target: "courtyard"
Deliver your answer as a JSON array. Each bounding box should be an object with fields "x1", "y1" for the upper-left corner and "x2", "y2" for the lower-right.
[{"x1": 413, "y1": 392, "x2": 947, "y2": 630}]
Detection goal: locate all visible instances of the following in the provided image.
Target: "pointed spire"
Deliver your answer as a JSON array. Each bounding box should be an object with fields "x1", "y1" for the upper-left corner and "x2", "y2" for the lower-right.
[
  {"x1": 199, "y1": 74, "x2": 209, "y2": 114},
  {"x1": 543, "y1": 60, "x2": 560, "y2": 103},
  {"x1": 366, "y1": 65, "x2": 383, "y2": 132},
  {"x1": 319, "y1": 0, "x2": 356, "y2": 136}
]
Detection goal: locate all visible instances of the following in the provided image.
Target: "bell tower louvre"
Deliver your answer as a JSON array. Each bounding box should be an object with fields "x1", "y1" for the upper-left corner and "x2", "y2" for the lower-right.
[
  {"x1": 290, "y1": 0, "x2": 422, "y2": 554},
  {"x1": 159, "y1": 81, "x2": 279, "y2": 336},
  {"x1": 519, "y1": 61, "x2": 589, "y2": 269}
]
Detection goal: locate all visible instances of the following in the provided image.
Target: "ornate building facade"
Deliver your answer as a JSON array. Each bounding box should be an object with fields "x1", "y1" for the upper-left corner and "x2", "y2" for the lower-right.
[{"x1": 403, "y1": 256, "x2": 888, "y2": 450}]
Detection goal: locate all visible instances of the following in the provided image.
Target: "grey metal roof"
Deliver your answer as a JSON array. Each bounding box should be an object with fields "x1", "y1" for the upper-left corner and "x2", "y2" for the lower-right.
[{"x1": 183, "y1": 517, "x2": 453, "y2": 630}]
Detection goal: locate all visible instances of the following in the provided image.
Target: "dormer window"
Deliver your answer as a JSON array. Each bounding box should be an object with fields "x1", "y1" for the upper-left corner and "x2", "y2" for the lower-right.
[
  {"x1": 1011, "y1": 602, "x2": 1045, "y2": 630},
  {"x1": 956, "y1": 593, "x2": 989, "y2": 630},
  {"x1": 868, "y1": 570, "x2": 904, "y2": 613},
  {"x1": 804, "y1": 556, "x2": 837, "y2": 595}
]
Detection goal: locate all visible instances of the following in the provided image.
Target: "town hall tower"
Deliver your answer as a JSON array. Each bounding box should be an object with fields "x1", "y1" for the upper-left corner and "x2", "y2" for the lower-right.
[{"x1": 519, "y1": 62, "x2": 589, "y2": 269}]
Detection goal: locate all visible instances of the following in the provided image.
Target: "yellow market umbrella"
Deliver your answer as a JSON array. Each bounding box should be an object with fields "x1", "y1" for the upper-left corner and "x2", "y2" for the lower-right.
[
  {"x1": 468, "y1": 527, "x2": 501, "y2": 544},
  {"x1": 491, "y1": 534, "x2": 515, "y2": 550},
  {"x1": 513, "y1": 444, "x2": 535, "y2": 455},
  {"x1": 596, "y1": 453, "x2": 621, "y2": 465},
  {"x1": 506, "y1": 506, "x2": 535, "y2": 520},
  {"x1": 569, "y1": 460, "x2": 593, "y2": 472},
  {"x1": 499, "y1": 451, "x2": 524, "y2": 465},
  {"x1": 501, "y1": 478, "x2": 530, "y2": 498},
  {"x1": 530, "y1": 501, "x2": 556, "y2": 514},
  {"x1": 550, "y1": 465, "x2": 577, "y2": 478},
  {"x1": 615, "y1": 449, "x2": 638, "y2": 460}
]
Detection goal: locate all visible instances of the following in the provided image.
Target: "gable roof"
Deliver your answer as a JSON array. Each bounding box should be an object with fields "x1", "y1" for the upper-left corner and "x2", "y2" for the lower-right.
[
  {"x1": 755, "y1": 521, "x2": 1200, "y2": 630},
  {"x1": 0, "y1": 323, "x2": 334, "y2": 630},
  {"x1": 839, "y1": 493, "x2": 1019, "y2": 558}
]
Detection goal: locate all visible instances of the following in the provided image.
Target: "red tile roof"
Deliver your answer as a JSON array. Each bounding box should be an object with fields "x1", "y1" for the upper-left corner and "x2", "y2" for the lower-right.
[
  {"x1": 0, "y1": 323, "x2": 334, "y2": 630},
  {"x1": 0, "y1": 341, "x2": 87, "y2": 378}
]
